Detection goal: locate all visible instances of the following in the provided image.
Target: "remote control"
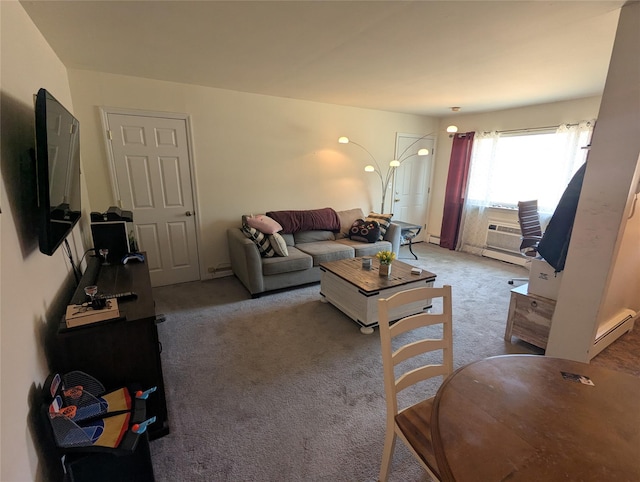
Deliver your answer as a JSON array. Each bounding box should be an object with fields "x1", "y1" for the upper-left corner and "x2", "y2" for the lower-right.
[{"x1": 103, "y1": 292, "x2": 138, "y2": 300}]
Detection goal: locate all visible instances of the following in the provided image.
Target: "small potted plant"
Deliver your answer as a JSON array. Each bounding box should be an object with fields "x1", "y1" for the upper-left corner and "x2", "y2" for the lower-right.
[{"x1": 376, "y1": 250, "x2": 396, "y2": 277}]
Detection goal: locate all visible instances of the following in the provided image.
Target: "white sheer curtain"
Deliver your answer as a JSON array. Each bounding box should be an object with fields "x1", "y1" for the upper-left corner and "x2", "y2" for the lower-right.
[{"x1": 458, "y1": 121, "x2": 594, "y2": 254}]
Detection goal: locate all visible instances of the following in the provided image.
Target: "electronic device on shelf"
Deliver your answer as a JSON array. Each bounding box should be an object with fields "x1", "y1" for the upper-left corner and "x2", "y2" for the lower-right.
[
  {"x1": 90, "y1": 207, "x2": 133, "y2": 223},
  {"x1": 90, "y1": 207, "x2": 136, "y2": 264}
]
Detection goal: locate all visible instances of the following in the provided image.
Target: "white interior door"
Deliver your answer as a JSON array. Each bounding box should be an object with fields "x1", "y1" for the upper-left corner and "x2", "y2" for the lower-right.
[
  {"x1": 104, "y1": 110, "x2": 200, "y2": 287},
  {"x1": 391, "y1": 133, "x2": 434, "y2": 242}
]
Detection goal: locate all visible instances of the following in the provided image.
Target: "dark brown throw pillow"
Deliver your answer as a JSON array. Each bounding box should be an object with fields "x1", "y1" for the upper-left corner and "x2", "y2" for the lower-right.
[{"x1": 349, "y1": 219, "x2": 381, "y2": 243}]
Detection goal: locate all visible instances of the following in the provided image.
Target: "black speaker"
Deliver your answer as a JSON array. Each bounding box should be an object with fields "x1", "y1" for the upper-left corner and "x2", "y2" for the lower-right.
[{"x1": 91, "y1": 221, "x2": 130, "y2": 264}]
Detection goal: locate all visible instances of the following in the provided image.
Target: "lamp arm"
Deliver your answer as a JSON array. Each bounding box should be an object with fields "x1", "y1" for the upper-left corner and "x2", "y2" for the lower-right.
[
  {"x1": 348, "y1": 140, "x2": 383, "y2": 173},
  {"x1": 397, "y1": 132, "x2": 434, "y2": 161},
  {"x1": 341, "y1": 134, "x2": 438, "y2": 213},
  {"x1": 397, "y1": 152, "x2": 419, "y2": 167},
  {"x1": 379, "y1": 167, "x2": 397, "y2": 213},
  {"x1": 383, "y1": 168, "x2": 395, "y2": 190},
  {"x1": 372, "y1": 168, "x2": 384, "y2": 185}
]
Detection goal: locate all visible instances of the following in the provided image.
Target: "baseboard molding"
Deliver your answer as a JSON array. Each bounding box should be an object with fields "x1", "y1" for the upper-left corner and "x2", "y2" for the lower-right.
[
  {"x1": 205, "y1": 265, "x2": 234, "y2": 280},
  {"x1": 428, "y1": 235, "x2": 440, "y2": 245}
]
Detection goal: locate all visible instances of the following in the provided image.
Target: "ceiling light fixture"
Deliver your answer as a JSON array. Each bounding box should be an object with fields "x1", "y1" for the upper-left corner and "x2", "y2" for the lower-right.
[{"x1": 447, "y1": 107, "x2": 460, "y2": 134}]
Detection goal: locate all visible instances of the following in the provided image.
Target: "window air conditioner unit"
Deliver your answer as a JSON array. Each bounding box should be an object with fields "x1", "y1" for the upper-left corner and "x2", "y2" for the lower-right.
[{"x1": 485, "y1": 222, "x2": 522, "y2": 254}]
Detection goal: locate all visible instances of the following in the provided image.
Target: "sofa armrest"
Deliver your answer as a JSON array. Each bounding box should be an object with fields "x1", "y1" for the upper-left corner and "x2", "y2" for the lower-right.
[
  {"x1": 227, "y1": 228, "x2": 264, "y2": 295},
  {"x1": 384, "y1": 222, "x2": 401, "y2": 256}
]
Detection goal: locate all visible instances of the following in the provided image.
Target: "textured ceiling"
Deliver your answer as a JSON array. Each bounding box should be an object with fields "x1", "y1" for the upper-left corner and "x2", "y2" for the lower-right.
[{"x1": 20, "y1": 0, "x2": 624, "y2": 116}]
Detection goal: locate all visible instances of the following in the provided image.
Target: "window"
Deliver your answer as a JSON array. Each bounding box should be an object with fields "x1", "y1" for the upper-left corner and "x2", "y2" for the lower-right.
[{"x1": 466, "y1": 122, "x2": 593, "y2": 214}]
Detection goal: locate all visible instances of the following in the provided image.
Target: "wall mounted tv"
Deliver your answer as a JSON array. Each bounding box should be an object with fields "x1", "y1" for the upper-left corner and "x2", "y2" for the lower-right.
[{"x1": 35, "y1": 88, "x2": 82, "y2": 256}]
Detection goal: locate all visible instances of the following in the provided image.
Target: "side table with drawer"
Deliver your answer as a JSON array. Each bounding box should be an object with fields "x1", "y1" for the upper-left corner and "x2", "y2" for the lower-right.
[{"x1": 505, "y1": 283, "x2": 556, "y2": 349}]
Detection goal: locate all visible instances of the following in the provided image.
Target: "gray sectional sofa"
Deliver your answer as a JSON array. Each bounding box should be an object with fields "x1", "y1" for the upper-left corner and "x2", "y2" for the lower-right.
[{"x1": 227, "y1": 208, "x2": 401, "y2": 297}]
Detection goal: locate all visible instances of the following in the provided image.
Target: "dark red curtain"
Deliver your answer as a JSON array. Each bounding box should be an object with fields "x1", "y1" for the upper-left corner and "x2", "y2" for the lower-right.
[{"x1": 440, "y1": 132, "x2": 475, "y2": 250}]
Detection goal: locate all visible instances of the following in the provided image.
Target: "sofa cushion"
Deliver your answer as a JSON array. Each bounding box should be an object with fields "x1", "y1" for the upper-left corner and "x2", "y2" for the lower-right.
[
  {"x1": 366, "y1": 212, "x2": 393, "y2": 241},
  {"x1": 335, "y1": 238, "x2": 393, "y2": 257},
  {"x1": 348, "y1": 219, "x2": 381, "y2": 243},
  {"x1": 268, "y1": 233, "x2": 289, "y2": 257},
  {"x1": 281, "y1": 233, "x2": 295, "y2": 247},
  {"x1": 296, "y1": 241, "x2": 355, "y2": 266},
  {"x1": 335, "y1": 208, "x2": 366, "y2": 239},
  {"x1": 261, "y1": 247, "x2": 313, "y2": 276},
  {"x1": 293, "y1": 230, "x2": 335, "y2": 244},
  {"x1": 245, "y1": 214, "x2": 282, "y2": 234},
  {"x1": 241, "y1": 223, "x2": 275, "y2": 257}
]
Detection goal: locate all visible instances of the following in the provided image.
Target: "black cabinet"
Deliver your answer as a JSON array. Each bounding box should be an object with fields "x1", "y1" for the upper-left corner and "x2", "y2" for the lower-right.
[
  {"x1": 55, "y1": 256, "x2": 169, "y2": 440},
  {"x1": 64, "y1": 434, "x2": 155, "y2": 482}
]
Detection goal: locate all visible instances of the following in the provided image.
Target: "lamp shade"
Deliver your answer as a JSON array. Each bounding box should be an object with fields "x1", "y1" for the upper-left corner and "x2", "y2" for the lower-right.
[
  {"x1": 364, "y1": 165, "x2": 375, "y2": 172},
  {"x1": 446, "y1": 125, "x2": 459, "y2": 133},
  {"x1": 338, "y1": 136, "x2": 349, "y2": 144}
]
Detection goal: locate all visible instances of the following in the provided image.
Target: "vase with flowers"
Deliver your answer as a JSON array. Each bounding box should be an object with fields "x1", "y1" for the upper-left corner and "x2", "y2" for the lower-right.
[{"x1": 376, "y1": 250, "x2": 396, "y2": 277}]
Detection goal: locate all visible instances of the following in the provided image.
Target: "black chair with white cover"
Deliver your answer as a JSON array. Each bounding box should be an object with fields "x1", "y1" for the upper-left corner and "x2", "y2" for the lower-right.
[{"x1": 508, "y1": 200, "x2": 543, "y2": 285}]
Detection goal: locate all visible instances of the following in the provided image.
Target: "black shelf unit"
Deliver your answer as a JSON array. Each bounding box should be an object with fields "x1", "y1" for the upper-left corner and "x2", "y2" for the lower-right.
[{"x1": 55, "y1": 255, "x2": 169, "y2": 440}]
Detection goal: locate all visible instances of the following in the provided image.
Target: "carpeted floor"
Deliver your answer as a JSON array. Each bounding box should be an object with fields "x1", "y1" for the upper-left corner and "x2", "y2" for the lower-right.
[{"x1": 149, "y1": 242, "x2": 638, "y2": 481}]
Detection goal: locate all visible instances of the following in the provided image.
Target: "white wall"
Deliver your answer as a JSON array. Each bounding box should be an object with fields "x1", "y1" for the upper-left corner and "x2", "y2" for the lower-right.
[
  {"x1": 547, "y1": 1, "x2": 640, "y2": 361},
  {"x1": 603, "y1": 190, "x2": 640, "y2": 322},
  {"x1": 67, "y1": 70, "x2": 437, "y2": 276},
  {"x1": 0, "y1": 2, "x2": 89, "y2": 480}
]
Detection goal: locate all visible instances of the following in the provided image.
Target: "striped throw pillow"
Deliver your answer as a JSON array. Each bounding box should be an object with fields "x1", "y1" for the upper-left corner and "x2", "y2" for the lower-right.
[
  {"x1": 366, "y1": 212, "x2": 393, "y2": 241},
  {"x1": 241, "y1": 223, "x2": 275, "y2": 258}
]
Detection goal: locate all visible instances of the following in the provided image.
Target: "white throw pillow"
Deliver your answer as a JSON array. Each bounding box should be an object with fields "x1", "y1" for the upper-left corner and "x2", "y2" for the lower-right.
[{"x1": 268, "y1": 233, "x2": 289, "y2": 257}]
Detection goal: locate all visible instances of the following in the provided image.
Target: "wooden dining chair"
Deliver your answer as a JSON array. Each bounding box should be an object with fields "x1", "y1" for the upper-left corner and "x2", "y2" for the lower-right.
[{"x1": 377, "y1": 285, "x2": 453, "y2": 482}]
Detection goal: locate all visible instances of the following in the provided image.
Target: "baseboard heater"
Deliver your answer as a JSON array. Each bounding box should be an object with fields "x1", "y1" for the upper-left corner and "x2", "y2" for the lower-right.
[{"x1": 590, "y1": 308, "x2": 637, "y2": 359}]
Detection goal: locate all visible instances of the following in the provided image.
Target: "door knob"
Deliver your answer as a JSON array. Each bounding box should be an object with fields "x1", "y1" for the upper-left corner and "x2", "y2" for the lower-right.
[
  {"x1": 185, "y1": 211, "x2": 193, "y2": 216},
  {"x1": 394, "y1": 198, "x2": 400, "y2": 202}
]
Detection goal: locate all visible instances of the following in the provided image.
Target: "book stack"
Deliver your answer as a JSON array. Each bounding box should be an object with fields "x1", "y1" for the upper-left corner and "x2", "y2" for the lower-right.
[{"x1": 65, "y1": 299, "x2": 120, "y2": 328}]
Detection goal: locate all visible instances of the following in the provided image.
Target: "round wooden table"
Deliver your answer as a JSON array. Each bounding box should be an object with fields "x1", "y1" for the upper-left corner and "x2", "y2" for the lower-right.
[{"x1": 431, "y1": 355, "x2": 640, "y2": 481}]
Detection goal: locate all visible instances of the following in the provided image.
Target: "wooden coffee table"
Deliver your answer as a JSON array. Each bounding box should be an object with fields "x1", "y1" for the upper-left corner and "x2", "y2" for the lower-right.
[{"x1": 319, "y1": 258, "x2": 437, "y2": 334}]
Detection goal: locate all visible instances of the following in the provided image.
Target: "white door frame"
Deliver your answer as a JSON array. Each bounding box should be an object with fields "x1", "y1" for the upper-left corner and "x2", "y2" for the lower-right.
[{"x1": 99, "y1": 106, "x2": 203, "y2": 281}]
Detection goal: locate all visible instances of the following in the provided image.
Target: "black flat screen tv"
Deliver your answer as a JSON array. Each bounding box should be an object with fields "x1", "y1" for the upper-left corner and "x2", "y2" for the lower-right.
[{"x1": 35, "y1": 88, "x2": 82, "y2": 255}]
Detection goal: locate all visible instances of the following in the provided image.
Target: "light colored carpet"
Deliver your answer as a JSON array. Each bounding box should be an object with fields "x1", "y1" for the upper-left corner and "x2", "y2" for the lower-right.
[{"x1": 149, "y1": 242, "x2": 638, "y2": 481}]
